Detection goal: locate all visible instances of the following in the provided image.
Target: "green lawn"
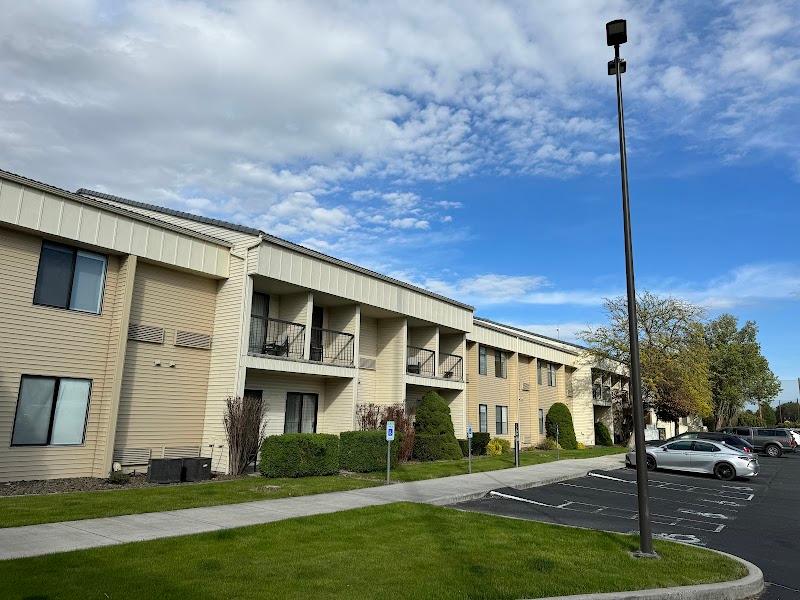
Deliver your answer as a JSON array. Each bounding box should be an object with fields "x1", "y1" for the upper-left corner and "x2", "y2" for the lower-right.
[
  {"x1": 379, "y1": 446, "x2": 626, "y2": 482},
  {"x1": 0, "y1": 446, "x2": 625, "y2": 528},
  {"x1": 0, "y1": 503, "x2": 744, "y2": 600}
]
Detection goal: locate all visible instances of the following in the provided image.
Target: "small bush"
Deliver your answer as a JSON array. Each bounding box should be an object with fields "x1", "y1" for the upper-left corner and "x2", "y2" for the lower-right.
[
  {"x1": 411, "y1": 391, "x2": 461, "y2": 461},
  {"x1": 107, "y1": 470, "x2": 130, "y2": 485},
  {"x1": 576, "y1": 442, "x2": 586, "y2": 450},
  {"x1": 471, "y1": 432, "x2": 490, "y2": 456},
  {"x1": 458, "y1": 439, "x2": 469, "y2": 456},
  {"x1": 413, "y1": 433, "x2": 463, "y2": 461},
  {"x1": 340, "y1": 430, "x2": 400, "y2": 472},
  {"x1": 594, "y1": 421, "x2": 613, "y2": 446},
  {"x1": 535, "y1": 437, "x2": 561, "y2": 451},
  {"x1": 486, "y1": 438, "x2": 511, "y2": 456},
  {"x1": 259, "y1": 433, "x2": 339, "y2": 478},
  {"x1": 545, "y1": 403, "x2": 577, "y2": 450},
  {"x1": 383, "y1": 404, "x2": 415, "y2": 462}
]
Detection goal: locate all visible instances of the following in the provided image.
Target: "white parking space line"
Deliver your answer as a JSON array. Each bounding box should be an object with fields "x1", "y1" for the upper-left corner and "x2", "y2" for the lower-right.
[
  {"x1": 488, "y1": 491, "x2": 726, "y2": 533},
  {"x1": 587, "y1": 471, "x2": 755, "y2": 500},
  {"x1": 557, "y1": 482, "x2": 741, "y2": 512}
]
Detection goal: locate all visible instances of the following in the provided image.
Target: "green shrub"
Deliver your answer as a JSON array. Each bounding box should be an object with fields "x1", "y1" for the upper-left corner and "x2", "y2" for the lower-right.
[
  {"x1": 471, "y1": 432, "x2": 490, "y2": 455},
  {"x1": 411, "y1": 391, "x2": 461, "y2": 461},
  {"x1": 107, "y1": 470, "x2": 130, "y2": 485},
  {"x1": 259, "y1": 433, "x2": 339, "y2": 478},
  {"x1": 545, "y1": 403, "x2": 577, "y2": 450},
  {"x1": 340, "y1": 430, "x2": 400, "y2": 472},
  {"x1": 413, "y1": 433, "x2": 463, "y2": 461},
  {"x1": 486, "y1": 438, "x2": 511, "y2": 456},
  {"x1": 535, "y1": 437, "x2": 561, "y2": 451},
  {"x1": 594, "y1": 421, "x2": 613, "y2": 446},
  {"x1": 457, "y1": 439, "x2": 469, "y2": 456}
]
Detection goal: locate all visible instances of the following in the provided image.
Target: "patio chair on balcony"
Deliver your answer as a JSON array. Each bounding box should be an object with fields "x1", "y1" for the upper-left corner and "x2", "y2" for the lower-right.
[
  {"x1": 407, "y1": 361, "x2": 421, "y2": 374},
  {"x1": 265, "y1": 336, "x2": 290, "y2": 357}
]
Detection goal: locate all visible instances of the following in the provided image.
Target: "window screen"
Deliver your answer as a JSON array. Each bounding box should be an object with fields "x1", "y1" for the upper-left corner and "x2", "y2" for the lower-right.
[
  {"x1": 478, "y1": 346, "x2": 487, "y2": 375},
  {"x1": 495, "y1": 405, "x2": 508, "y2": 435}
]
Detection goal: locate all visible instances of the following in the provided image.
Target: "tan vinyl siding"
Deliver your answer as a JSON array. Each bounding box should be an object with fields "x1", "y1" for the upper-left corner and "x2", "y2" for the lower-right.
[
  {"x1": 200, "y1": 254, "x2": 248, "y2": 473},
  {"x1": 320, "y1": 378, "x2": 355, "y2": 433},
  {"x1": 375, "y1": 318, "x2": 406, "y2": 406},
  {"x1": 114, "y1": 262, "x2": 216, "y2": 452},
  {"x1": 518, "y1": 356, "x2": 533, "y2": 445},
  {"x1": 0, "y1": 227, "x2": 122, "y2": 481},
  {"x1": 407, "y1": 326, "x2": 437, "y2": 352},
  {"x1": 359, "y1": 316, "x2": 378, "y2": 361}
]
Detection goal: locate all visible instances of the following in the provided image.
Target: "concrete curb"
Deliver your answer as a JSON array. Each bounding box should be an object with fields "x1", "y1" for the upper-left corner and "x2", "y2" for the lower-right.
[{"x1": 524, "y1": 548, "x2": 763, "y2": 600}]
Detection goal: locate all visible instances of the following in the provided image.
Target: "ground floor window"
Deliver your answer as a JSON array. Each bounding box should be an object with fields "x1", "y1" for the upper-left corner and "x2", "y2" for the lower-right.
[
  {"x1": 284, "y1": 392, "x2": 318, "y2": 433},
  {"x1": 495, "y1": 405, "x2": 508, "y2": 435},
  {"x1": 538, "y1": 408, "x2": 545, "y2": 435},
  {"x1": 12, "y1": 376, "x2": 91, "y2": 446},
  {"x1": 478, "y1": 404, "x2": 488, "y2": 433}
]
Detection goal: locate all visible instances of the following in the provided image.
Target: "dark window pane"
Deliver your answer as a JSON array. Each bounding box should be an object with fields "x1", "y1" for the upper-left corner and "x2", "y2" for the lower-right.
[
  {"x1": 34, "y1": 243, "x2": 74, "y2": 308},
  {"x1": 50, "y1": 379, "x2": 91, "y2": 444},
  {"x1": 538, "y1": 409, "x2": 544, "y2": 434},
  {"x1": 12, "y1": 377, "x2": 56, "y2": 445},
  {"x1": 478, "y1": 347, "x2": 487, "y2": 375},
  {"x1": 666, "y1": 440, "x2": 693, "y2": 450},
  {"x1": 479, "y1": 404, "x2": 487, "y2": 433},
  {"x1": 284, "y1": 393, "x2": 301, "y2": 433},
  {"x1": 70, "y1": 251, "x2": 106, "y2": 313},
  {"x1": 692, "y1": 441, "x2": 717, "y2": 452}
]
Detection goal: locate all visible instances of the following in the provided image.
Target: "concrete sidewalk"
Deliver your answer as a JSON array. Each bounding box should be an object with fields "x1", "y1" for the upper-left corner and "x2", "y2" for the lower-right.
[{"x1": 0, "y1": 453, "x2": 624, "y2": 560}]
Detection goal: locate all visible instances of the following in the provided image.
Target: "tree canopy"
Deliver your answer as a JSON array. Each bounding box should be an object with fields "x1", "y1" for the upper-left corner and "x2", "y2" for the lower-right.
[
  {"x1": 704, "y1": 314, "x2": 781, "y2": 429},
  {"x1": 581, "y1": 292, "x2": 713, "y2": 425}
]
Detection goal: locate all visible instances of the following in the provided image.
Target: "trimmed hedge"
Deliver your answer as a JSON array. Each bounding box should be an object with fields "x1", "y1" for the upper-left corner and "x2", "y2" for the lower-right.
[
  {"x1": 458, "y1": 432, "x2": 491, "y2": 456},
  {"x1": 413, "y1": 433, "x2": 463, "y2": 461},
  {"x1": 471, "y1": 432, "x2": 490, "y2": 456},
  {"x1": 340, "y1": 430, "x2": 401, "y2": 472},
  {"x1": 594, "y1": 421, "x2": 613, "y2": 447},
  {"x1": 259, "y1": 433, "x2": 339, "y2": 478},
  {"x1": 545, "y1": 403, "x2": 577, "y2": 450}
]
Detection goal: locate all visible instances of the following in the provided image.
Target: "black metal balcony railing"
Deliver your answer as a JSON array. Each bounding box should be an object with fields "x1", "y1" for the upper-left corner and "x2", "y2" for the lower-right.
[
  {"x1": 439, "y1": 352, "x2": 463, "y2": 381},
  {"x1": 249, "y1": 316, "x2": 305, "y2": 359},
  {"x1": 407, "y1": 345, "x2": 435, "y2": 377},
  {"x1": 593, "y1": 384, "x2": 613, "y2": 406},
  {"x1": 310, "y1": 327, "x2": 355, "y2": 366}
]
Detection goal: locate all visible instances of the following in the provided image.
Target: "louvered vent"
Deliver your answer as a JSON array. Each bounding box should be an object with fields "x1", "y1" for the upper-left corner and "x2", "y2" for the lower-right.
[
  {"x1": 175, "y1": 330, "x2": 212, "y2": 349},
  {"x1": 112, "y1": 447, "x2": 152, "y2": 466},
  {"x1": 128, "y1": 323, "x2": 165, "y2": 344},
  {"x1": 521, "y1": 382, "x2": 530, "y2": 392},
  {"x1": 359, "y1": 356, "x2": 377, "y2": 370}
]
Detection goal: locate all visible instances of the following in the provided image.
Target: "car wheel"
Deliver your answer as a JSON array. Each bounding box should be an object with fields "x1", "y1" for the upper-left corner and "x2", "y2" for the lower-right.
[
  {"x1": 765, "y1": 444, "x2": 782, "y2": 458},
  {"x1": 645, "y1": 455, "x2": 657, "y2": 471},
  {"x1": 714, "y1": 462, "x2": 736, "y2": 481}
]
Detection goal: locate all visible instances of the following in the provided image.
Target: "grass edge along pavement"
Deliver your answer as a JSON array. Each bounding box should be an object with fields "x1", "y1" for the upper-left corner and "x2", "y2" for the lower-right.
[
  {"x1": 0, "y1": 503, "x2": 746, "y2": 600},
  {"x1": 0, "y1": 446, "x2": 626, "y2": 528}
]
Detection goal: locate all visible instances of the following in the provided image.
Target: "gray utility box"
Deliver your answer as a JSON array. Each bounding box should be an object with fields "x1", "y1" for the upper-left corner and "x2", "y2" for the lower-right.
[
  {"x1": 182, "y1": 457, "x2": 212, "y2": 482},
  {"x1": 147, "y1": 458, "x2": 183, "y2": 484}
]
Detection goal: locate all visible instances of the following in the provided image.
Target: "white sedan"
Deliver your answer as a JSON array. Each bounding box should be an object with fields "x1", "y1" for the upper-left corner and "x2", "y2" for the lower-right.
[{"x1": 626, "y1": 439, "x2": 759, "y2": 481}]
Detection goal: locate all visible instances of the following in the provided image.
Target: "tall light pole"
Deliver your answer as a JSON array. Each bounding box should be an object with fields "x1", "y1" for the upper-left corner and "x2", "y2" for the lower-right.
[{"x1": 606, "y1": 18, "x2": 655, "y2": 557}]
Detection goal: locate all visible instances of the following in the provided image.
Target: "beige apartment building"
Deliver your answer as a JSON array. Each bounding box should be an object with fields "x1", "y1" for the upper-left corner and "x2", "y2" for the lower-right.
[{"x1": 0, "y1": 168, "x2": 636, "y2": 482}]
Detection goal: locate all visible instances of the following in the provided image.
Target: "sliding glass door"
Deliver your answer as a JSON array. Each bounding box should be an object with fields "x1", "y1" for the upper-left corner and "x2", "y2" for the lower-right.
[{"x1": 284, "y1": 393, "x2": 318, "y2": 433}]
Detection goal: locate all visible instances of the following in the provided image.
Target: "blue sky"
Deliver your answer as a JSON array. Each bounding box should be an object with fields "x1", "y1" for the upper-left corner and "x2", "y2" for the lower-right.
[{"x1": 0, "y1": 1, "x2": 798, "y2": 387}]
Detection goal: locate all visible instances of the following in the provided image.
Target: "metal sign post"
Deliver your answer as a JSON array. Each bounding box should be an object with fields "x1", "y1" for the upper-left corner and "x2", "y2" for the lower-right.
[
  {"x1": 514, "y1": 422, "x2": 520, "y2": 467},
  {"x1": 466, "y1": 424, "x2": 473, "y2": 474},
  {"x1": 385, "y1": 420, "x2": 395, "y2": 485}
]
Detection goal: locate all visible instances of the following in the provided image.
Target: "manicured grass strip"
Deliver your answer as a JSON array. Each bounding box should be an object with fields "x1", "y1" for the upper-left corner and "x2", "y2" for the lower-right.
[
  {"x1": 0, "y1": 503, "x2": 745, "y2": 600},
  {"x1": 376, "y1": 445, "x2": 627, "y2": 482},
  {"x1": 0, "y1": 475, "x2": 378, "y2": 528},
  {"x1": 0, "y1": 446, "x2": 624, "y2": 528}
]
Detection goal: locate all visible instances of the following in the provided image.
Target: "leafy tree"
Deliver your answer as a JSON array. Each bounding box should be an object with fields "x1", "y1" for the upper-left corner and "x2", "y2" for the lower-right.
[
  {"x1": 704, "y1": 315, "x2": 781, "y2": 429},
  {"x1": 581, "y1": 292, "x2": 713, "y2": 430}
]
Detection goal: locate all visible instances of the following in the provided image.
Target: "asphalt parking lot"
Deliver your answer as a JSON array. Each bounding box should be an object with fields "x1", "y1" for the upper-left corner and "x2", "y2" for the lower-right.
[{"x1": 455, "y1": 452, "x2": 800, "y2": 599}]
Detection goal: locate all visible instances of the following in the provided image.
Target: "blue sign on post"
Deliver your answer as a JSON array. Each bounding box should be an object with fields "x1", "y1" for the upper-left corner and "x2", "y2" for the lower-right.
[
  {"x1": 386, "y1": 421, "x2": 396, "y2": 441},
  {"x1": 466, "y1": 425, "x2": 473, "y2": 439}
]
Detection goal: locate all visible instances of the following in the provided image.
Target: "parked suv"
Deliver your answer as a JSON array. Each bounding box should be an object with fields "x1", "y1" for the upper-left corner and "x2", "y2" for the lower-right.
[
  {"x1": 646, "y1": 431, "x2": 754, "y2": 453},
  {"x1": 720, "y1": 427, "x2": 797, "y2": 457}
]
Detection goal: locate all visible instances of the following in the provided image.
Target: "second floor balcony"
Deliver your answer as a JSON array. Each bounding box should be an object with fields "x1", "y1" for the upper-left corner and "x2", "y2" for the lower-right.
[
  {"x1": 406, "y1": 345, "x2": 435, "y2": 377},
  {"x1": 249, "y1": 316, "x2": 305, "y2": 359},
  {"x1": 439, "y1": 352, "x2": 463, "y2": 381},
  {"x1": 310, "y1": 326, "x2": 355, "y2": 366}
]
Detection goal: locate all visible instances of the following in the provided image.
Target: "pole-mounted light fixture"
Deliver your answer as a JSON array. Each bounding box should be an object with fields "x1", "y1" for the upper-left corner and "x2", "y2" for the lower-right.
[{"x1": 605, "y1": 18, "x2": 656, "y2": 558}]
